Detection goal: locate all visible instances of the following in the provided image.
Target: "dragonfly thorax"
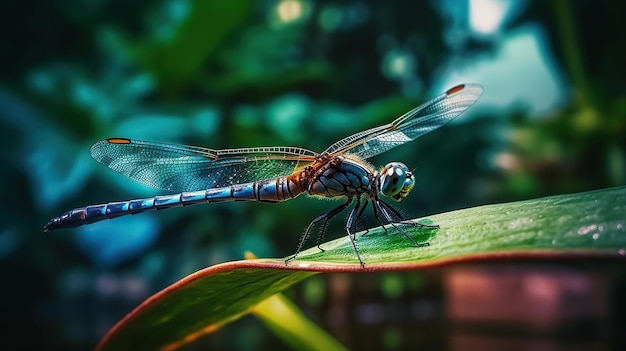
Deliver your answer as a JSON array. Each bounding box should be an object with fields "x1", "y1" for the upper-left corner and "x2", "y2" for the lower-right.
[
  {"x1": 306, "y1": 156, "x2": 375, "y2": 198},
  {"x1": 379, "y1": 162, "x2": 415, "y2": 202}
]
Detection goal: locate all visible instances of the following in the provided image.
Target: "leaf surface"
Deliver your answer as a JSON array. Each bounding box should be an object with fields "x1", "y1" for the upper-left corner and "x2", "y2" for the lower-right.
[{"x1": 97, "y1": 186, "x2": 626, "y2": 351}]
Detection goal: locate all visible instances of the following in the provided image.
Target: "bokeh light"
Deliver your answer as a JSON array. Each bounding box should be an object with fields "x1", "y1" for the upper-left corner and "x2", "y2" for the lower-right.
[{"x1": 2, "y1": 1, "x2": 624, "y2": 350}]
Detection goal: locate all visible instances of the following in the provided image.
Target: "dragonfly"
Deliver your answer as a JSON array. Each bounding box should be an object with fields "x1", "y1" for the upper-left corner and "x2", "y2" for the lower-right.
[{"x1": 44, "y1": 83, "x2": 483, "y2": 266}]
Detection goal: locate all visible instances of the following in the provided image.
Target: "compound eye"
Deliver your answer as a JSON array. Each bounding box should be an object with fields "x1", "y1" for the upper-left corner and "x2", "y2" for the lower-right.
[{"x1": 379, "y1": 162, "x2": 408, "y2": 197}]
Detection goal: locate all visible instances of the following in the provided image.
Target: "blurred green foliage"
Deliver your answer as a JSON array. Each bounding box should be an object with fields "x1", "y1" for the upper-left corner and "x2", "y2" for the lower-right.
[{"x1": 1, "y1": 0, "x2": 624, "y2": 350}]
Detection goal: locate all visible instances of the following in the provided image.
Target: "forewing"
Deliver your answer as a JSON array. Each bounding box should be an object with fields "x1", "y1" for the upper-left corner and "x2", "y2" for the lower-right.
[
  {"x1": 90, "y1": 138, "x2": 317, "y2": 192},
  {"x1": 324, "y1": 83, "x2": 483, "y2": 159}
]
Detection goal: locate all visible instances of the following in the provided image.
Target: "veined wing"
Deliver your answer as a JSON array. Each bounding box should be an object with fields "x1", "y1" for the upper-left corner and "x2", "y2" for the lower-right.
[
  {"x1": 90, "y1": 138, "x2": 318, "y2": 192},
  {"x1": 324, "y1": 83, "x2": 483, "y2": 159}
]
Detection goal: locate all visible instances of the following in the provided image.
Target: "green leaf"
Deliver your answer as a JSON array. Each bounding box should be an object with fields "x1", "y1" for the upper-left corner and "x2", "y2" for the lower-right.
[
  {"x1": 96, "y1": 186, "x2": 626, "y2": 351},
  {"x1": 117, "y1": 0, "x2": 254, "y2": 92},
  {"x1": 98, "y1": 267, "x2": 316, "y2": 351},
  {"x1": 251, "y1": 292, "x2": 349, "y2": 351},
  {"x1": 293, "y1": 185, "x2": 626, "y2": 266}
]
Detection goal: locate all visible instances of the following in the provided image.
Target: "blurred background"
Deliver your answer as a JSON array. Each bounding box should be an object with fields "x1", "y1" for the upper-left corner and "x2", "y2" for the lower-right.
[{"x1": 1, "y1": 0, "x2": 625, "y2": 349}]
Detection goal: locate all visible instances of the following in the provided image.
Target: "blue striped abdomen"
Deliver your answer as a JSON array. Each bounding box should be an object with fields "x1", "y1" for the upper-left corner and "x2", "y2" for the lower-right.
[{"x1": 44, "y1": 177, "x2": 302, "y2": 231}]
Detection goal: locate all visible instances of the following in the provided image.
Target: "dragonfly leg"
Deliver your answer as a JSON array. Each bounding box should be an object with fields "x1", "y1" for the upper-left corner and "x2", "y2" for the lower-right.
[
  {"x1": 315, "y1": 198, "x2": 356, "y2": 251},
  {"x1": 285, "y1": 197, "x2": 354, "y2": 265},
  {"x1": 352, "y1": 198, "x2": 370, "y2": 235},
  {"x1": 315, "y1": 222, "x2": 328, "y2": 252},
  {"x1": 345, "y1": 196, "x2": 365, "y2": 267},
  {"x1": 315, "y1": 198, "x2": 358, "y2": 252},
  {"x1": 374, "y1": 199, "x2": 430, "y2": 247},
  {"x1": 316, "y1": 197, "x2": 366, "y2": 251},
  {"x1": 365, "y1": 198, "x2": 388, "y2": 236},
  {"x1": 379, "y1": 200, "x2": 439, "y2": 229},
  {"x1": 315, "y1": 201, "x2": 348, "y2": 252}
]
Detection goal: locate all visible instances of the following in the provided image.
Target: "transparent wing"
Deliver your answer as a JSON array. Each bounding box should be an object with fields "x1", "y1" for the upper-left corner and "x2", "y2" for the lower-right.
[
  {"x1": 324, "y1": 83, "x2": 483, "y2": 159},
  {"x1": 90, "y1": 138, "x2": 318, "y2": 192}
]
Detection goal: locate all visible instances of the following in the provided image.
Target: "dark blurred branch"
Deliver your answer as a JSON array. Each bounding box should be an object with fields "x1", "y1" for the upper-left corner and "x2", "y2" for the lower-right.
[{"x1": 551, "y1": 0, "x2": 588, "y2": 104}]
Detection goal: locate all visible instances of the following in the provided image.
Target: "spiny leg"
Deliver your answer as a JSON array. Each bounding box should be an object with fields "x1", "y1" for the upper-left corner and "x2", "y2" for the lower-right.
[
  {"x1": 379, "y1": 200, "x2": 439, "y2": 229},
  {"x1": 367, "y1": 197, "x2": 388, "y2": 236},
  {"x1": 315, "y1": 221, "x2": 329, "y2": 252},
  {"x1": 285, "y1": 197, "x2": 353, "y2": 265},
  {"x1": 350, "y1": 198, "x2": 370, "y2": 235},
  {"x1": 345, "y1": 196, "x2": 365, "y2": 267},
  {"x1": 377, "y1": 199, "x2": 403, "y2": 222},
  {"x1": 314, "y1": 199, "x2": 355, "y2": 252},
  {"x1": 373, "y1": 199, "x2": 429, "y2": 247},
  {"x1": 314, "y1": 197, "x2": 370, "y2": 252}
]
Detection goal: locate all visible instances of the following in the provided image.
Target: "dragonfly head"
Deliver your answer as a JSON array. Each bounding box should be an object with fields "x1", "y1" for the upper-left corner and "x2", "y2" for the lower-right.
[{"x1": 379, "y1": 162, "x2": 415, "y2": 202}]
